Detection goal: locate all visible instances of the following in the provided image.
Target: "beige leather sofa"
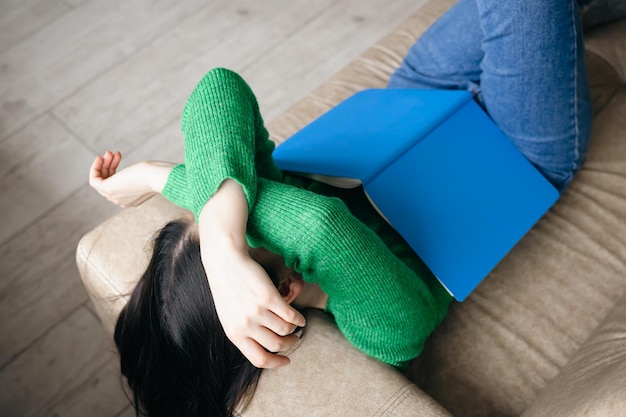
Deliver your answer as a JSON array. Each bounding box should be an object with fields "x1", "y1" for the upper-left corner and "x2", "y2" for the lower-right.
[{"x1": 76, "y1": 1, "x2": 626, "y2": 415}]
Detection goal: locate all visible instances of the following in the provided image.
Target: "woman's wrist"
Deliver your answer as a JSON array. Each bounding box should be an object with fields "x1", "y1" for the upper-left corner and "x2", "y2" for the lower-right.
[
  {"x1": 142, "y1": 161, "x2": 176, "y2": 194},
  {"x1": 198, "y1": 179, "x2": 250, "y2": 259}
]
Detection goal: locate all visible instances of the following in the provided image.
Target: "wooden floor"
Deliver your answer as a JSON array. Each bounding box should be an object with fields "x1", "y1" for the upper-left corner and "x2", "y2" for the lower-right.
[{"x1": 0, "y1": 0, "x2": 425, "y2": 415}]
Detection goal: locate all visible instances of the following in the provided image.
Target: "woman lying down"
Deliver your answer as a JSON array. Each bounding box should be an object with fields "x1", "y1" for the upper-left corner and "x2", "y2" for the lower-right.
[{"x1": 89, "y1": 68, "x2": 452, "y2": 417}]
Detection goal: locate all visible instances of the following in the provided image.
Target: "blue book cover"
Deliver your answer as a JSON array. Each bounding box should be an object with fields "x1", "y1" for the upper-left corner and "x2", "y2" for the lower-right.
[{"x1": 273, "y1": 89, "x2": 559, "y2": 301}]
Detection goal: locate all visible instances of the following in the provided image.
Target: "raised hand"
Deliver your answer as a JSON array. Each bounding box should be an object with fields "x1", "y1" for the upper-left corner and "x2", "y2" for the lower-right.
[{"x1": 89, "y1": 151, "x2": 174, "y2": 208}]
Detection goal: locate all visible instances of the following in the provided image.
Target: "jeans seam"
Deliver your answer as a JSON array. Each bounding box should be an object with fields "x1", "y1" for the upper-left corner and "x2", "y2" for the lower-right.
[{"x1": 572, "y1": 0, "x2": 581, "y2": 173}]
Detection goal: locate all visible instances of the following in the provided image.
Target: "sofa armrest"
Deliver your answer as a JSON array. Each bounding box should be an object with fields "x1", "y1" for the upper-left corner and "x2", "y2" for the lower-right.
[
  {"x1": 76, "y1": 195, "x2": 186, "y2": 338},
  {"x1": 76, "y1": 195, "x2": 451, "y2": 416},
  {"x1": 245, "y1": 310, "x2": 451, "y2": 417}
]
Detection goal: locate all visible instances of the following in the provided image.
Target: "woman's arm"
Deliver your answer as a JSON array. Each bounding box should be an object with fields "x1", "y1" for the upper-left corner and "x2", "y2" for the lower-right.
[
  {"x1": 89, "y1": 151, "x2": 305, "y2": 368},
  {"x1": 198, "y1": 179, "x2": 304, "y2": 368},
  {"x1": 160, "y1": 68, "x2": 305, "y2": 368},
  {"x1": 248, "y1": 179, "x2": 451, "y2": 368}
]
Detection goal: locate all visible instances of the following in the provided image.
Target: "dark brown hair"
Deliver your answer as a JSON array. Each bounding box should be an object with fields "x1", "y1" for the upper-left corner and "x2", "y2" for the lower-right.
[{"x1": 114, "y1": 219, "x2": 261, "y2": 417}]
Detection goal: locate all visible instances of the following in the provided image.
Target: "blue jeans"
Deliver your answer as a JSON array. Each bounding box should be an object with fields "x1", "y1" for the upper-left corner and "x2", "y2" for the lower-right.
[{"x1": 388, "y1": 0, "x2": 592, "y2": 191}]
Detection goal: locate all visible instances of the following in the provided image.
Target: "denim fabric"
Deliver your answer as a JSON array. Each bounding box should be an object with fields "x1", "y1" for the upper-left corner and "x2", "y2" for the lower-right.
[{"x1": 388, "y1": 0, "x2": 593, "y2": 191}]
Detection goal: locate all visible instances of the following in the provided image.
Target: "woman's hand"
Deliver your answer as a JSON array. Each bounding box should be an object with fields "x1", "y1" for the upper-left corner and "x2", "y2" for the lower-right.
[
  {"x1": 198, "y1": 179, "x2": 306, "y2": 369},
  {"x1": 204, "y1": 244, "x2": 305, "y2": 368},
  {"x1": 89, "y1": 151, "x2": 174, "y2": 208}
]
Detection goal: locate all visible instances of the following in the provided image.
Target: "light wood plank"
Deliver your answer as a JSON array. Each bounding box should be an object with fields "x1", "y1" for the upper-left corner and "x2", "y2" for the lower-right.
[
  {"x1": 61, "y1": 0, "x2": 91, "y2": 8},
  {"x1": 0, "y1": 114, "x2": 93, "y2": 245},
  {"x1": 0, "y1": 0, "x2": 208, "y2": 141},
  {"x1": 45, "y1": 353, "x2": 129, "y2": 417},
  {"x1": 0, "y1": 307, "x2": 127, "y2": 417},
  {"x1": 0, "y1": 185, "x2": 119, "y2": 367},
  {"x1": 243, "y1": 0, "x2": 426, "y2": 122},
  {"x1": 0, "y1": 0, "x2": 69, "y2": 55},
  {"x1": 122, "y1": 121, "x2": 183, "y2": 165},
  {"x1": 52, "y1": 0, "x2": 336, "y2": 153}
]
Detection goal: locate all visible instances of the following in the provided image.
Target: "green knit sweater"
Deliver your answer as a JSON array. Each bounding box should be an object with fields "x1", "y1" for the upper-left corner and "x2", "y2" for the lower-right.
[{"x1": 162, "y1": 68, "x2": 452, "y2": 368}]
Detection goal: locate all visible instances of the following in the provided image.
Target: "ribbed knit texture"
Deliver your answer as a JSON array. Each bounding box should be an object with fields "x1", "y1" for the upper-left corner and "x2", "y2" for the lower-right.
[
  {"x1": 162, "y1": 68, "x2": 452, "y2": 368},
  {"x1": 162, "y1": 68, "x2": 281, "y2": 218}
]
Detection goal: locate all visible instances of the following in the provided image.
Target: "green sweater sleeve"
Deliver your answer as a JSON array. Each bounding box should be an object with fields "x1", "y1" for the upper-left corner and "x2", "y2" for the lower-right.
[
  {"x1": 161, "y1": 164, "x2": 191, "y2": 211},
  {"x1": 161, "y1": 68, "x2": 282, "y2": 218},
  {"x1": 161, "y1": 67, "x2": 450, "y2": 368},
  {"x1": 247, "y1": 178, "x2": 450, "y2": 368}
]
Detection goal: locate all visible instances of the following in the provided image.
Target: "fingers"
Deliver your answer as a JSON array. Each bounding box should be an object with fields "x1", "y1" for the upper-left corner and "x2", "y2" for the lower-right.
[
  {"x1": 269, "y1": 298, "x2": 307, "y2": 330},
  {"x1": 239, "y1": 334, "x2": 299, "y2": 369},
  {"x1": 238, "y1": 307, "x2": 303, "y2": 368},
  {"x1": 219, "y1": 299, "x2": 304, "y2": 369},
  {"x1": 89, "y1": 151, "x2": 121, "y2": 185},
  {"x1": 256, "y1": 327, "x2": 301, "y2": 353},
  {"x1": 260, "y1": 305, "x2": 304, "y2": 338},
  {"x1": 110, "y1": 151, "x2": 122, "y2": 173},
  {"x1": 101, "y1": 151, "x2": 112, "y2": 178},
  {"x1": 101, "y1": 151, "x2": 121, "y2": 178},
  {"x1": 89, "y1": 156, "x2": 104, "y2": 186}
]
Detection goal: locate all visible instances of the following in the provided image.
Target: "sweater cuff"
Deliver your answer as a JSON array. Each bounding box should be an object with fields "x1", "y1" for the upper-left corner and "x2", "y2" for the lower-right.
[{"x1": 162, "y1": 164, "x2": 193, "y2": 212}]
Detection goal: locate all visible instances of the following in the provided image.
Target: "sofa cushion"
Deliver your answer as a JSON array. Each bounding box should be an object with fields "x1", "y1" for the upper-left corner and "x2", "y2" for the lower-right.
[
  {"x1": 520, "y1": 290, "x2": 626, "y2": 417},
  {"x1": 405, "y1": 23, "x2": 626, "y2": 417},
  {"x1": 586, "y1": 19, "x2": 626, "y2": 115}
]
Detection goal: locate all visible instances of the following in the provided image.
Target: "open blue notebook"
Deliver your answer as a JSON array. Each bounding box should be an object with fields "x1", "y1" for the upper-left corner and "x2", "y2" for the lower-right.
[{"x1": 272, "y1": 89, "x2": 559, "y2": 301}]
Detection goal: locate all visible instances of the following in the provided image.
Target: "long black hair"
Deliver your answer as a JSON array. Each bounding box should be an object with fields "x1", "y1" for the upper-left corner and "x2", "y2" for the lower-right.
[{"x1": 114, "y1": 219, "x2": 262, "y2": 417}]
